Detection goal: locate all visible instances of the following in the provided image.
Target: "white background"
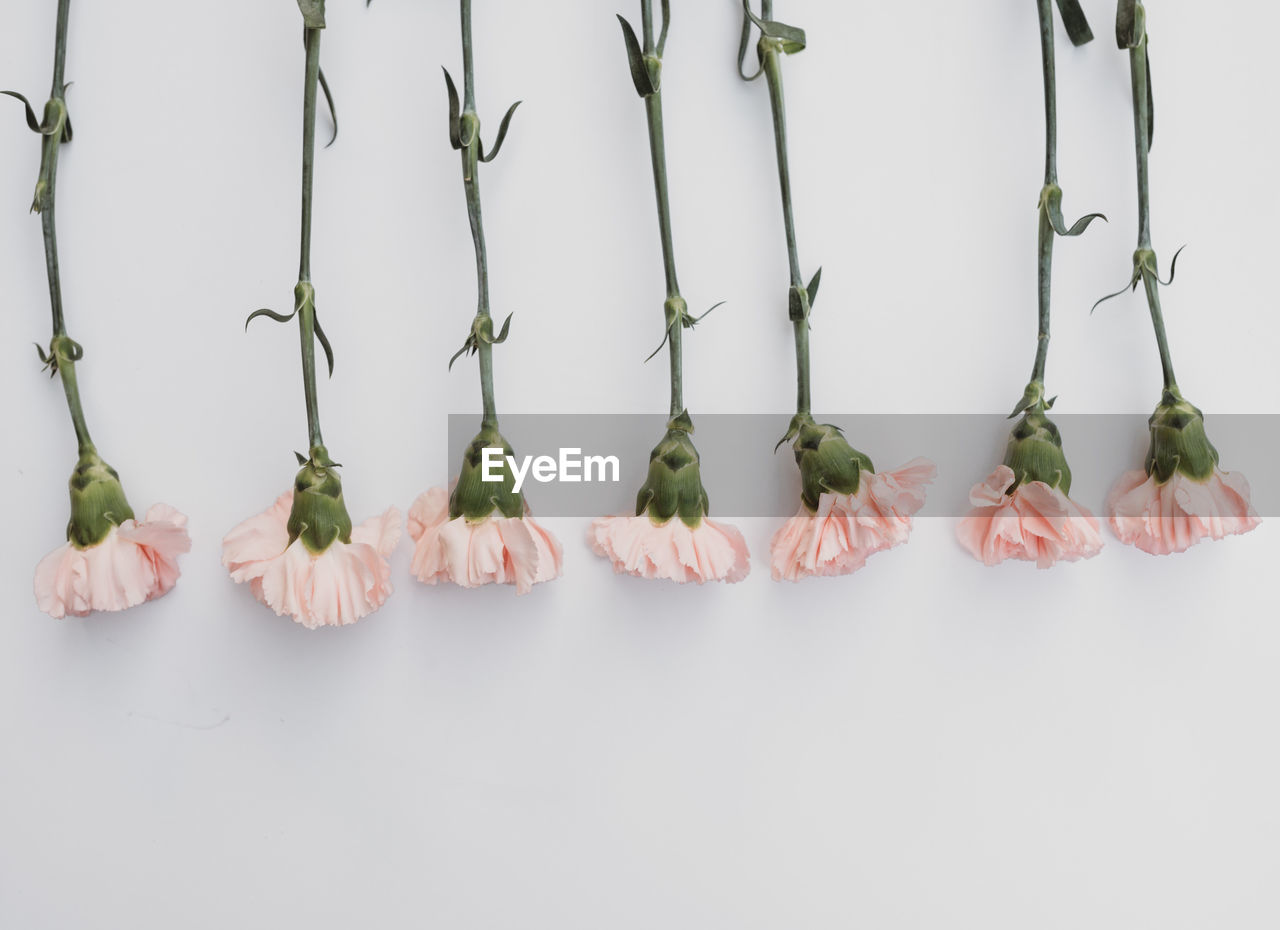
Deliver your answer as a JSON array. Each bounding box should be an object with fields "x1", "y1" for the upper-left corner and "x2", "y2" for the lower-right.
[{"x1": 2, "y1": 1, "x2": 1277, "y2": 927}]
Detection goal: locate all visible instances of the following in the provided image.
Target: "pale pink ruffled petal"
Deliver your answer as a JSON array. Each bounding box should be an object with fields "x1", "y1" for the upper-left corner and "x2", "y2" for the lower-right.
[
  {"x1": 590, "y1": 514, "x2": 750, "y2": 584},
  {"x1": 957, "y1": 466, "x2": 1103, "y2": 569},
  {"x1": 770, "y1": 459, "x2": 936, "y2": 582},
  {"x1": 33, "y1": 504, "x2": 192, "y2": 619},
  {"x1": 1107, "y1": 467, "x2": 1261, "y2": 555},
  {"x1": 406, "y1": 487, "x2": 563, "y2": 595},
  {"x1": 221, "y1": 491, "x2": 400, "y2": 628},
  {"x1": 221, "y1": 492, "x2": 293, "y2": 583}
]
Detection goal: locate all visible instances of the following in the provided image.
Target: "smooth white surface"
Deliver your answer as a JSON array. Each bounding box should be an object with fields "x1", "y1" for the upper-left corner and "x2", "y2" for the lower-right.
[{"x1": 1, "y1": 2, "x2": 1277, "y2": 927}]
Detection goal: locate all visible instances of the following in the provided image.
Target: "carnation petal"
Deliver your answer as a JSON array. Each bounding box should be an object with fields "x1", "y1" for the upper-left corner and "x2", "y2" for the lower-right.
[
  {"x1": 591, "y1": 514, "x2": 749, "y2": 584},
  {"x1": 957, "y1": 468, "x2": 1102, "y2": 569},
  {"x1": 33, "y1": 504, "x2": 192, "y2": 619}
]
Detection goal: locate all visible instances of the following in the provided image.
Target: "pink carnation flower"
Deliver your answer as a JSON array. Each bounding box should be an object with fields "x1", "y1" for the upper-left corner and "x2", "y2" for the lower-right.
[
  {"x1": 957, "y1": 464, "x2": 1103, "y2": 569},
  {"x1": 1107, "y1": 468, "x2": 1261, "y2": 555},
  {"x1": 221, "y1": 491, "x2": 401, "y2": 629},
  {"x1": 407, "y1": 487, "x2": 563, "y2": 595},
  {"x1": 34, "y1": 503, "x2": 191, "y2": 619},
  {"x1": 770, "y1": 458, "x2": 936, "y2": 582},
  {"x1": 590, "y1": 514, "x2": 750, "y2": 584}
]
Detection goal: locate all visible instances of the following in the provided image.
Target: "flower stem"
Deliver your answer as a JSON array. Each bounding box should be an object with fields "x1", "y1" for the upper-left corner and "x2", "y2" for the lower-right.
[
  {"x1": 458, "y1": 0, "x2": 499, "y2": 428},
  {"x1": 1030, "y1": 0, "x2": 1058, "y2": 385},
  {"x1": 1127, "y1": 20, "x2": 1177, "y2": 389},
  {"x1": 32, "y1": 0, "x2": 94, "y2": 456},
  {"x1": 1038, "y1": 0, "x2": 1058, "y2": 186},
  {"x1": 758, "y1": 14, "x2": 811, "y2": 417},
  {"x1": 55, "y1": 342, "x2": 94, "y2": 454},
  {"x1": 636, "y1": 0, "x2": 684, "y2": 418},
  {"x1": 298, "y1": 25, "x2": 325, "y2": 451}
]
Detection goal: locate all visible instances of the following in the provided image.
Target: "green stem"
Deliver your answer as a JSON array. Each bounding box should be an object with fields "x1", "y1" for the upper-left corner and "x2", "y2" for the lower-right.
[
  {"x1": 1037, "y1": 0, "x2": 1058, "y2": 186},
  {"x1": 299, "y1": 27, "x2": 320, "y2": 284},
  {"x1": 636, "y1": 1, "x2": 684, "y2": 418},
  {"x1": 37, "y1": 0, "x2": 93, "y2": 455},
  {"x1": 1128, "y1": 29, "x2": 1177, "y2": 389},
  {"x1": 1030, "y1": 0, "x2": 1057, "y2": 385},
  {"x1": 299, "y1": 26, "x2": 324, "y2": 449},
  {"x1": 55, "y1": 348, "x2": 95, "y2": 454},
  {"x1": 1032, "y1": 207, "x2": 1053, "y2": 384},
  {"x1": 458, "y1": 0, "x2": 498, "y2": 427},
  {"x1": 759, "y1": 30, "x2": 810, "y2": 417},
  {"x1": 643, "y1": 95, "x2": 683, "y2": 417},
  {"x1": 41, "y1": 0, "x2": 72, "y2": 337}
]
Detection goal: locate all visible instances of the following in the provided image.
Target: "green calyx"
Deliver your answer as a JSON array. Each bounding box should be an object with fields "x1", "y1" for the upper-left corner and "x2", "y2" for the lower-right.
[
  {"x1": 287, "y1": 446, "x2": 353, "y2": 554},
  {"x1": 449, "y1": 424, "x2": 524, "y2": 522},
  {"x1": 1145, "y1": 387, "x2": 1219, "y2": 483},
  {"x1": 635, "y1": 411, "x2": 711, "y2": 528},
  {"x1": 780, "y1": 414, "x2": 875, "y2": 513},
  {"x1": 66, "y1": 450, "x2": 136, "y2": 549},
  {"x1": 1003, "y1": 381, "x2": 1072, "y2": 493}
]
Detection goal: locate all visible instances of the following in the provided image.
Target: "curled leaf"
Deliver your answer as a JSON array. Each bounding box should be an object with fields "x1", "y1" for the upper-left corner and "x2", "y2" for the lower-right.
[
  {"x1": 1091, "y1": 268, "x2": 1142, "y2": 314},
  {"x1": 1156, "y1": 245, "x2": 1185, "y2": 287},
  {"x1": 479, "y1": 100, "x2": 521, "y2": 163},
  {"x1": 2, "y1": 90, "x2": 41, "y2": 132},
  {"x1": 443, "y1": 68, "x2": 462, "y2": 149},
  {"x1": 318, "y1": 67, "x2": 338, "y2": 147},
  {"x1": 479, "y1": 313, "x2": 514, "y2": 345},
  {"x1": 657, "y1": 0, "x2": 671, "y2": 57},
  {"x1": 245, "y1": 306, "x2": 298, "y2": 330},
  {"x1": 741, "y1": 0, "x2": 807, "y2": 54},
  {"x1": 1054, "y1": 0, "x2": 1094, "y2": 46},
  {"x1": 313, "y1": 313, "x2": 335, "y2": 377}
]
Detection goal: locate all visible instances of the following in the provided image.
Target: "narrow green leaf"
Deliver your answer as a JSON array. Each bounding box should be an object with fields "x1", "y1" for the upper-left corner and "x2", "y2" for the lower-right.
[
  {"x1": 1146, "y1": 47, "x2": 1155, "y2": 150},
  {"x1": 245, "y1": 307, "x2": 297, "y2": 330},
  {"x1": 1091, "y1": 270, "x2": 1141, "y2": 314},
  {"x1": 313, "y1": 314, "x2": 335, "y2": 377},
  {"x1": 617, "y1": 15, "x2": 654, "y2": 97},
  {"x1": 687, "y1": 300, "x2": 726, "y2": 326},
  {"x1": 479, "y1": 100, "x2": 521, "y2": 163},
  {"x1": 807, "y1": 267, "x2": 823, "y2": 309},
  {"x1": 1156, "y1": 245, "x2": 1185, "y2": 287},
  {"x1": 741, "y1": 0, "x2": 806, "y2": 53},
  {"x1": 1054, "y1": 0, "x2": 1093, "y2": 46},
  {"x1": 1, "y1": 90, "x2": 41, "y2": 132},
  {"x1": 737, "y1": 3, "x2": 764, "y2": 80},
  {"x1": 443, "y1": 68, "x2": 462, "y2": 149},
  {"x1": 318, "y1": 67, "x2": 338, "y2": 148}
]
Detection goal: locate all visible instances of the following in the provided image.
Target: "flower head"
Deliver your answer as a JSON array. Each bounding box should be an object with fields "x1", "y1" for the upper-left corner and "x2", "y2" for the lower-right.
[
  {"x1": 957, "y1": 465, "x2": 1103, "y2": 568},
  {"x1": 590, "y1": 412, "x2": 750, "y2": 583},
  {"x1": 770, "y1": 457, "x2": 936, "y2": 582},
  {"x1": 36, "y1": 502, "x2": 190, "y2": 619},
  {"x1": 1107, "y1": 390, "x2": 1260, "y2": 555},
  {"x1": 957, "y1": 393, "x2": 1102, "y2": 569},
  {"x1": 222, "y1": 453, "x2": 400, "y2": 629},
  {"x1": 409, "y1": 487, "x2": 562, "y2": 594},
  {"x1": 34, "y1": 450, "x2": 190, "y2": 618},
  {"x1": 769, "y1": 414, "x2": 935, "y2": 581},
  {"x1": 408, "y1": 424, "x2": 563, "y2": 594}
]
